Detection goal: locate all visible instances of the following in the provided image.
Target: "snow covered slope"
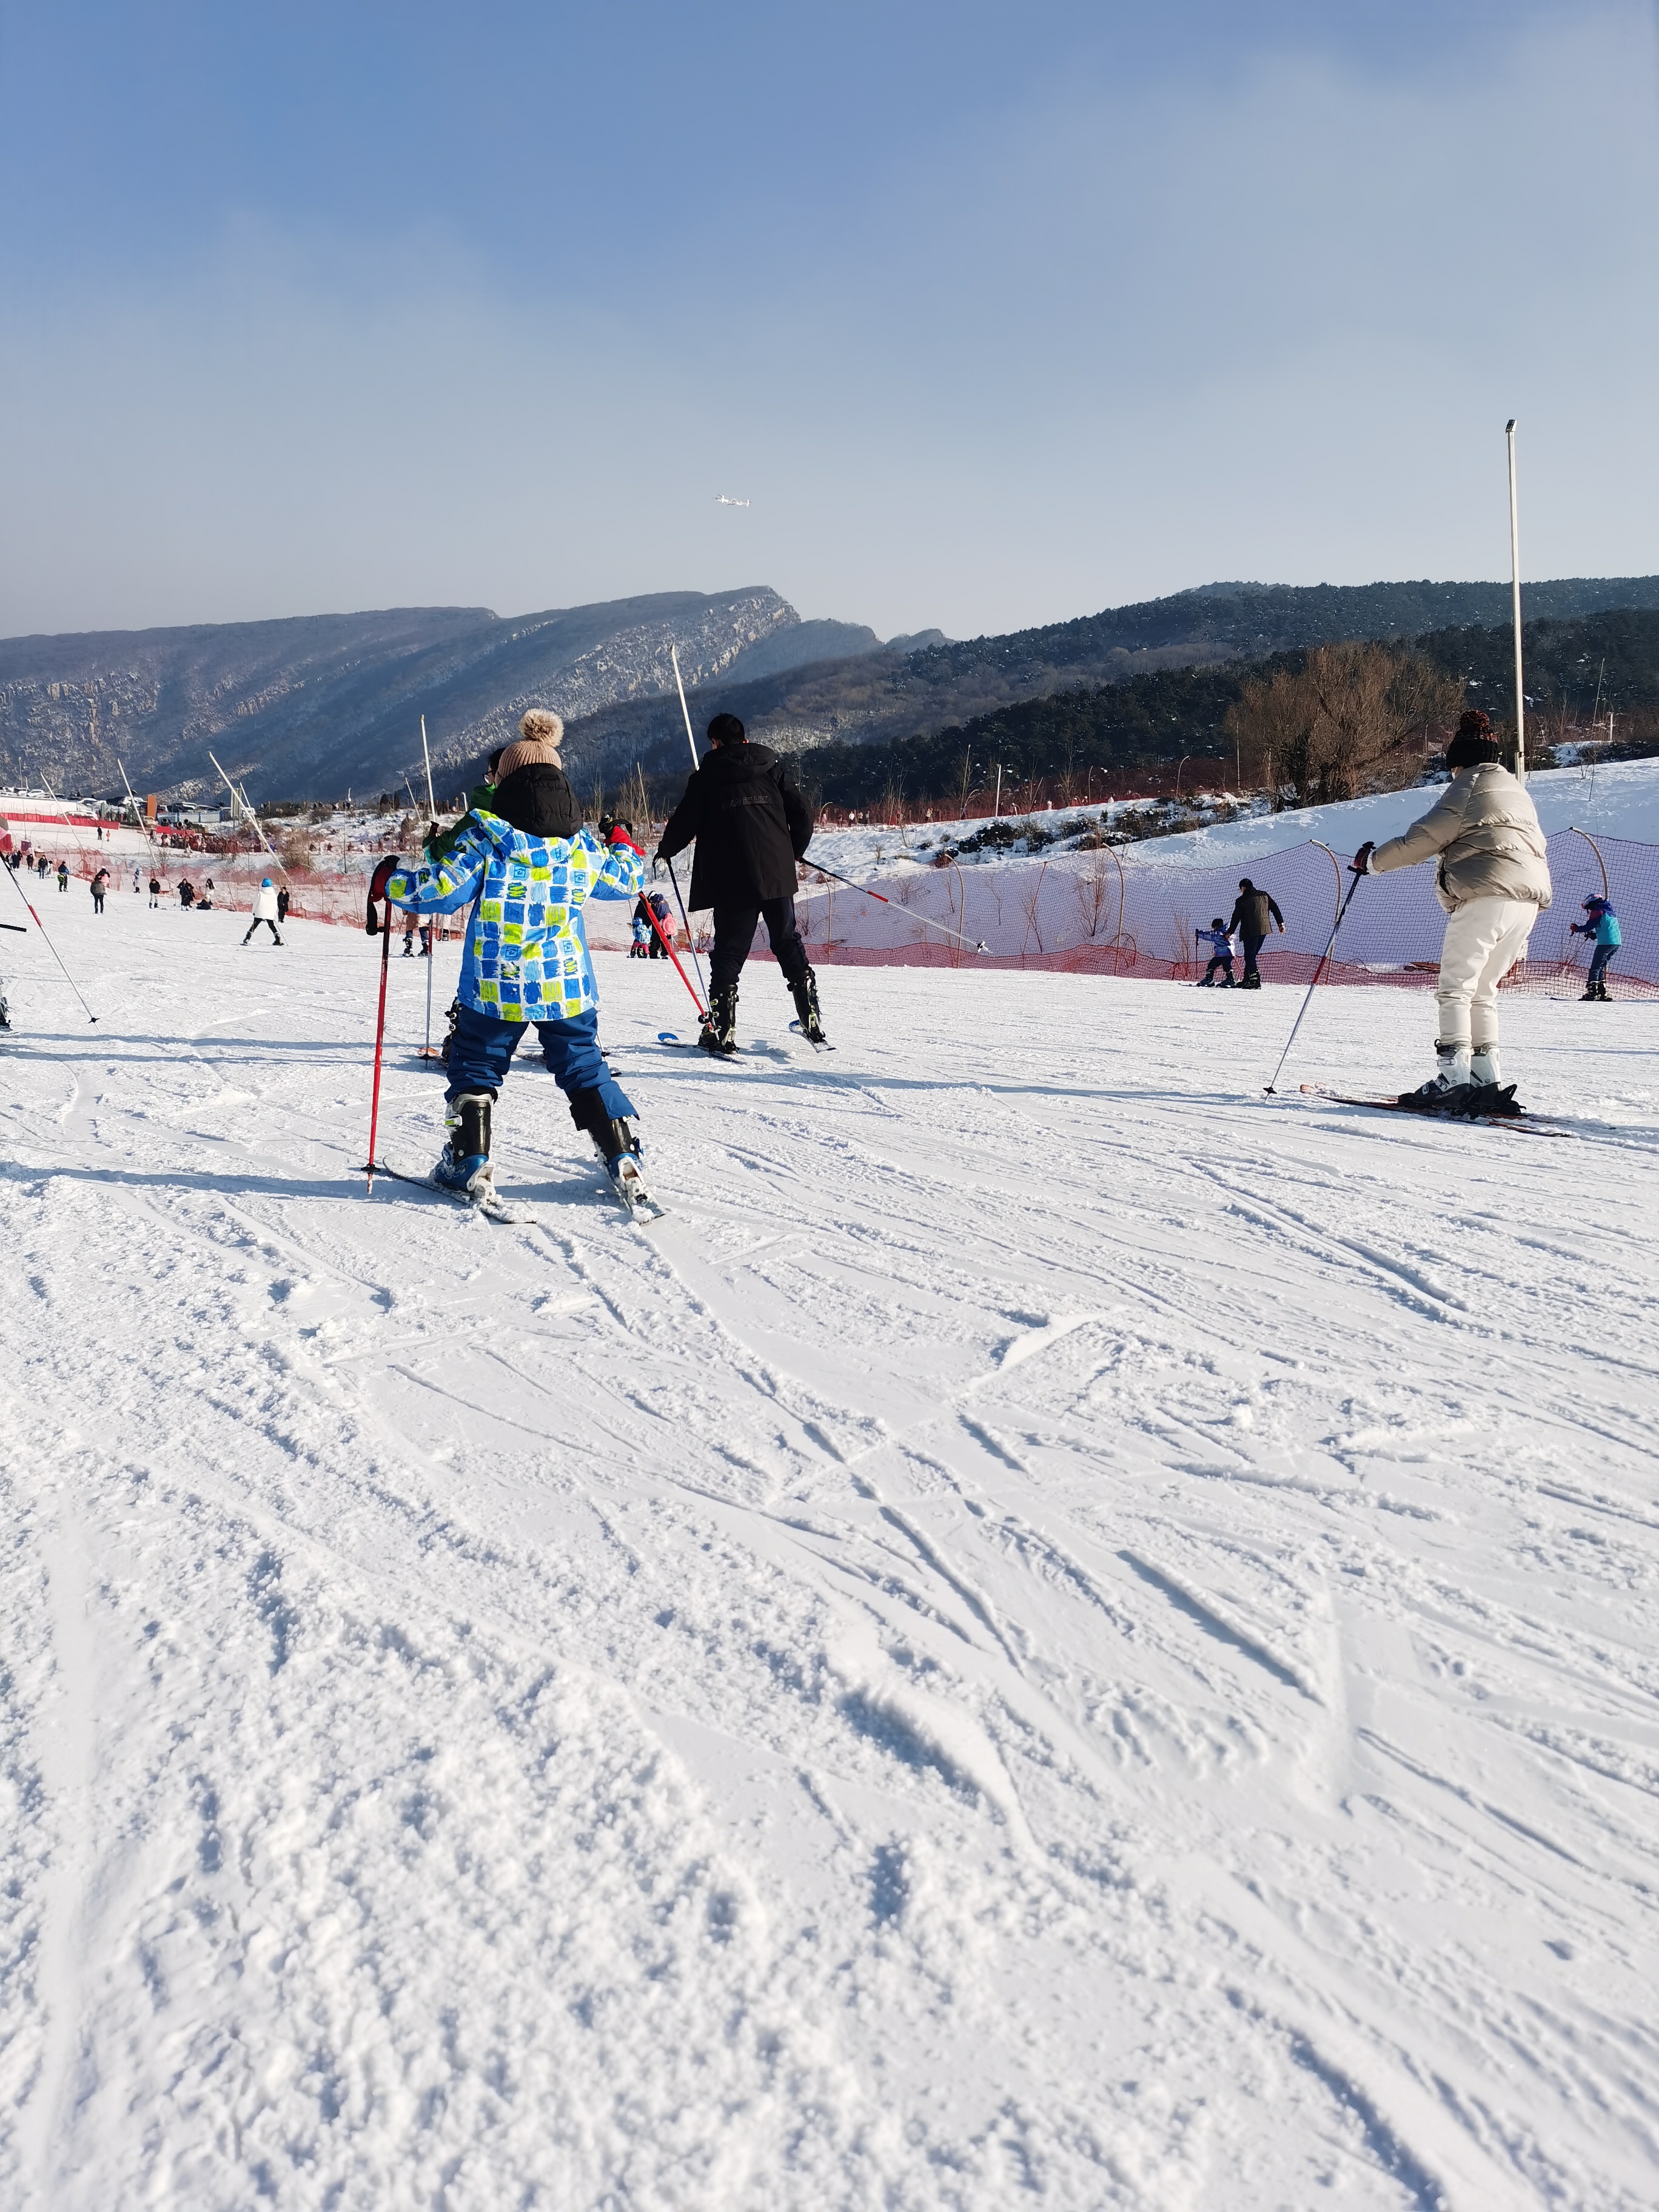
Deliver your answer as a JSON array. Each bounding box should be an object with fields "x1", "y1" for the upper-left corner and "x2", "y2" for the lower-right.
[
  {"x1": 802, "y1": 757, "x2": 1659, "y2": 887},
  {"x1": 3, "y1": 903, "x2": 1658, "y2": 2210}
]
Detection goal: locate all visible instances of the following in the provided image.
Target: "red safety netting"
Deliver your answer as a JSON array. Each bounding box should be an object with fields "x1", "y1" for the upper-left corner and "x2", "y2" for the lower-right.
[{"x1": 776, "y1": 831, "x2": 1659, "y2": 998}]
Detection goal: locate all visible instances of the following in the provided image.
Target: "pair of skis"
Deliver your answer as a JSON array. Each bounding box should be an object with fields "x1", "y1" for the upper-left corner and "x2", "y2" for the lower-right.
[
  {"x1": 1298, "y1": 1084, "x2": 1575, "y2": 1139},
  {"x1": 657, "y1": 1022, "x2": 835, "y2": 1057},
  {"x1": 363, "y1": 1155, "x2": 668, "y2": 1224}
]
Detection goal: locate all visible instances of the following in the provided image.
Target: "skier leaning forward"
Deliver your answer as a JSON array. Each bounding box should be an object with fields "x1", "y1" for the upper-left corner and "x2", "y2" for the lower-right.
[
  {"x1": 656, "y1": 711, "x2": 824, "y2": 1053},
  {"x1": 1352, "y1": 709, "x2": 1551, "y2": 1113},
  {"x1": 372, "y1": 717, "x2": 649, "y2": 1202}
]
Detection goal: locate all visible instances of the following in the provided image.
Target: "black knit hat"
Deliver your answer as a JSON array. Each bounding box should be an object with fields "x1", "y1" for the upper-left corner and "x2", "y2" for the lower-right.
[{"x1": 1446, "y1": 707, "x2": 1501, "y2": 769}]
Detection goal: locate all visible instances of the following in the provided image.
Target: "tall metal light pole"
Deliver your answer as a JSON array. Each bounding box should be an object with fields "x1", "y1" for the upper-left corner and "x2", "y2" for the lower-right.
[{"x1": 1506, "y1": 419, "x2": 1526, "y2": 783}]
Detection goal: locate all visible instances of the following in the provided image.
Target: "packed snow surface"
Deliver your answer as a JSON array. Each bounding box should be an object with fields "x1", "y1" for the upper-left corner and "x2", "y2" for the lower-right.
[{"x1": 4, "y1": 899, "x2": 1659, "y2": 2210}]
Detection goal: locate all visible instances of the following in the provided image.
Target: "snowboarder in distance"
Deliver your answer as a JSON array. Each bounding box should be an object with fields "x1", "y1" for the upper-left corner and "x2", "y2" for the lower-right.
[
  {"x1": 276, "y1": 885, "x2": 290, "y2": 925},
  {"x1": 1351, "y1": 708, "x2": 1551, "y2": 1113},
  {"x1": 373, "y1": 709, "x2": 651, "y2": 1208},
  {"x1": 90, "y1": 867, "x2": 110, "y2": 913},
  {"x1": 1227, "y1": 879, "x2": 1284, "y2": 988},
  {"x1": 1195, "y1": 918, "x2": 1236, "y2": 987},
  {"x1": 243, "y1": 878, "x2": 284, "y2": 946},
  {"x1": 56, "y1": 860, "x2": 70, "y2": 894},
  {"x1": 1570, "y1": 896, "x2": 1620, "y2": 1001},
  {"x1": 655, "y1": 711, "x2": 823, "y2": 1052},
  {"x1": 148, "y1": 874, "x2": 161, "y2": 907}
]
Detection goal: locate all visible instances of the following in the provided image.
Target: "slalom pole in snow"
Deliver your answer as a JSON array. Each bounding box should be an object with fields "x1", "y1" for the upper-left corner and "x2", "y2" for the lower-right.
[
  {"x1": 363, "y1": 877, "x2": 395, "y2": 1188},
  {"x1": 642, "y1": 893, "x2": 708, "y2": 1019},
  {"x1": 665, "y1": 857, "x2": 708, "y2": 1004},
  {"x1": 1264, "y1": 872, "x2": 1364, "y2": 1095},
  {"x1": 800, "y1": 861, "x2": 990, "y2": 954},
  {"x1": 1, "y1": 850, "x2": 98, "y2": 1021},
  {"x1": 669, "y1": 645, "x2": 700, "y2": 775}
]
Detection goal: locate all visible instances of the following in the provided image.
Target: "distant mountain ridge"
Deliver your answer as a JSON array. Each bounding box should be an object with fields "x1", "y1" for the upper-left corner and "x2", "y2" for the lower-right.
[
  {"x1": 3, "y1": 575, "x2": 1655, "y2": 801},
  {"x1": 0, "y1": 589, "x2": 837, "y2": 802},
  {"x1": 558, "y1": 575, "x2": 1659, "y2": 784}
]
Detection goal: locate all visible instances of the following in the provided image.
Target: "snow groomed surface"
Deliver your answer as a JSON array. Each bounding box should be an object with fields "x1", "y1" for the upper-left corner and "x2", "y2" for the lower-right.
[{"x1": 4, "y1": 899, "x2": 1658, "y2": 2209}]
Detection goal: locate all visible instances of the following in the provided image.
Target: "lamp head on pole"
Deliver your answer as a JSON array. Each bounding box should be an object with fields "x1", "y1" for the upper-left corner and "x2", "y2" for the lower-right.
[{"x1": 1506, "y1": 418, "x2": 1517, "y2": 434}]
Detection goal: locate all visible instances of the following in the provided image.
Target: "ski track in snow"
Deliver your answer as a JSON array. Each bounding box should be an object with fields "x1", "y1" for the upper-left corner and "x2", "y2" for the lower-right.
[{"x1": 2, "y1": 903, "x2": 1658, "y2": 2210}]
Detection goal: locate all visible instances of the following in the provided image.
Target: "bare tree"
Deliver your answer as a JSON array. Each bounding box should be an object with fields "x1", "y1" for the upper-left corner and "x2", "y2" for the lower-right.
[{"x1": 1227, "y1": 644, "x2": 1464, "y2": 808}]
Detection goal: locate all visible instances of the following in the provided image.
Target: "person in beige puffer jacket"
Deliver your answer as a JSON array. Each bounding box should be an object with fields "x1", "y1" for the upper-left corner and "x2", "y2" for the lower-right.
[{"x1": 1351, "y1": 709, "x2": 1550, "y2": 1107}]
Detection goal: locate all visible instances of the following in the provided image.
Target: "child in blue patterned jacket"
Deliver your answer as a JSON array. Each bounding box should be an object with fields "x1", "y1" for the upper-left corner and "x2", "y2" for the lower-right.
[
  {"x1": 372, "y1": 713, "x2": 648, "y2": 1202},
  {"x1": 1195, "y1": 919, "x2": 1236, "y2": 987}
]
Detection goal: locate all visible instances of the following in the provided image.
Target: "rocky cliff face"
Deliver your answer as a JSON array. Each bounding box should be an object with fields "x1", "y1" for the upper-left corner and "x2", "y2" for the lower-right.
[{"x1": 0, "y1": 589, "x2": 800, "y2": 801}]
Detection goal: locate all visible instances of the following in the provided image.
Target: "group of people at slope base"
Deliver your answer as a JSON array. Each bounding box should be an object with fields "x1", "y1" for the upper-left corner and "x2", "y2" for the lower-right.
[{"x1": 369, "y1": 707, "x2": 825, "y2": 1208}]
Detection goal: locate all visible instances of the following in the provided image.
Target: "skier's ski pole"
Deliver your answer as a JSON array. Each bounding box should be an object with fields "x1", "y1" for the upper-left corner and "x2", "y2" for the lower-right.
[
  {"x1": 643, "y1": 891, "x2": 708, "y2": 1017},
  {"x1": 2, "y1": 856, "x2": 98, "y2": 1021},
  {"x1": 419, "y1": 717, "x2": 438, "y2": 1057},
  {"x1": 364, "y1": 886, "x2": 394, "y2": 1188},
  {"x1": 1264, "y1": 873, "x2": 1364, "y2": 1094},
  {"x1": 665, "y1": 856, "x2": 707, "y2": 1002},
  {"x1": 800, "y1": 862, "x2": 990, "y2": 953}
]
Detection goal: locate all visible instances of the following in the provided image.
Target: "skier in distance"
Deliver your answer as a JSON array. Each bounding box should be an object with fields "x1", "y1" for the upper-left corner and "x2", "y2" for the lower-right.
[
  {"x1": 1350, "y1": 708, "x2": 1550, "y2": 1113},
  {"x1": 372, "y1": 709, "x2": 649, "y2": 1205},
  {"x1": 243, "y1": 877, "x2": 284, "y2": 947},
  {"x1": 1195, "y1": 918, "x2": 1236, "y2": 987},
  {"x1": 1227, "y1": 879, "x2": 1284, "y2": 989},
  {"x1": 1570, "y1": 895, "x2": 1620, "y2": 1001},
  {"x1": 655, "y1": 711, "x2": 822, "y2": 1052}
]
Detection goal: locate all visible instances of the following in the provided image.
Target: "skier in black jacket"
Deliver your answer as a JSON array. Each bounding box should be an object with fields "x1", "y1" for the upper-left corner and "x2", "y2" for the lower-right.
[
  {"x1": 657, "y1": 712, "x2": 823, "y2": 1051},
  {"x1": 1227, "y1": 878, "x2": 1285, "y2": 990}
]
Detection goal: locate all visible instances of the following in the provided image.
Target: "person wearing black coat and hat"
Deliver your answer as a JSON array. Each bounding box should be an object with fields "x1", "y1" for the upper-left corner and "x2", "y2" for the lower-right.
[{"x1": 657, "y1": 712, "x2": 825, "y2": 1052}]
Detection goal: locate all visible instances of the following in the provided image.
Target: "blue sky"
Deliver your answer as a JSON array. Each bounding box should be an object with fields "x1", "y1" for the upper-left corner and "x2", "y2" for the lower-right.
[{"x1": 2, "y1": 1, "x2": 1655, "y2": 638}]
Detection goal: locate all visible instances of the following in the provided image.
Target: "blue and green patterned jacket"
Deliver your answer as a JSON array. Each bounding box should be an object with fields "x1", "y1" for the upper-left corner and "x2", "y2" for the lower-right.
[{"x1": 384, "y1": 814, "x2": 643, "y2": 1021}]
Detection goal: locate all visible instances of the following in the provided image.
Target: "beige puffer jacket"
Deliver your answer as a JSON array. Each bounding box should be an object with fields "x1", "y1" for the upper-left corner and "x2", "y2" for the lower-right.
[{"x1": 1366, "y1": 763, "x2": 1551, "y2": 914}]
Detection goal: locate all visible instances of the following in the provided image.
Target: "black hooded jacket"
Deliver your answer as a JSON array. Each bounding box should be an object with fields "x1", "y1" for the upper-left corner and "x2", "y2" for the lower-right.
[
  {"x1": 658, "y1": 742, "x2": 814, "y2": 909},
  {"x1": 492, "y1": 762, "x2": 580, "y2": 839}
]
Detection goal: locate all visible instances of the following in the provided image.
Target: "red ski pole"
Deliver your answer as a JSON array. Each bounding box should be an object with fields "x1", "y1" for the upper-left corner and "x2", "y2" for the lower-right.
[
  {"x1": 643, "y1": 896, "x2": 708, "y2": 1018},
  {"x1": 364, "y1": 882, "x2": 394, "y2": 1189}
]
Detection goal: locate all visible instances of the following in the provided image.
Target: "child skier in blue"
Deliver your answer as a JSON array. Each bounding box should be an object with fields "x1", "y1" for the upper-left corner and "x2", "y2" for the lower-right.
[
  {"x1": 1195, "y1": 919, "x2": 1235, "y2": 987},
  {"x1": 1570, "y1": 895, "x2": 1620, "y2": 1001},
  {"x1": 369, "y1": 712, "x2": 650, "y2": 1208}
]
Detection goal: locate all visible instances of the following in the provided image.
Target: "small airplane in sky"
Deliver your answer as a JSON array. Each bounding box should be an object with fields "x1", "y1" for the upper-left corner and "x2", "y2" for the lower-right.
[{"x1": 714, "y1": 494, "x2": 751, "y2": 508}]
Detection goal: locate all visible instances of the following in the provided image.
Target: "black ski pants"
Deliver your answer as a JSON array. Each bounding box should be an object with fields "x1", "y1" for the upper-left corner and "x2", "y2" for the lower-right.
[
  {"x1": 1241, "y1": 933, "x2": 1266, "y2": 981},
  {"x1": 710, "y1": 896, "x2": 809, "y2": 993},
  {"x1": 244, "y1": 918, "x2": 283, "y2": 944}
]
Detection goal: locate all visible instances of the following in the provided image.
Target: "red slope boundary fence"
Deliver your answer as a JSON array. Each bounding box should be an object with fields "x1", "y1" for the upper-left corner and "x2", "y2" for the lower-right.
[
  {"x1": 783, "y1": 829, "x2": 1659, "y2": 1000},
  {"x1": 24, "y1": 823, "x2": 1657, "y2": 1000}
]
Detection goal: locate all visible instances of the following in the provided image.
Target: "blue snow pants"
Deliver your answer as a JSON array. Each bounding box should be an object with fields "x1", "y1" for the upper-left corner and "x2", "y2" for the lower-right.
[
  {"x1": 445, "y1": 1003, "x2": 636, "y2": 1121},
  {"x1": 1588, "y1": 943, "x2": 1616, "y2": 993}
]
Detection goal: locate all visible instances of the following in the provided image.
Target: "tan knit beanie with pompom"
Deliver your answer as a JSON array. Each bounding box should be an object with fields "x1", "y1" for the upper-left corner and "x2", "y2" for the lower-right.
[{"x1": 494, "y1": 708, "x2": 565, "y2": 782}]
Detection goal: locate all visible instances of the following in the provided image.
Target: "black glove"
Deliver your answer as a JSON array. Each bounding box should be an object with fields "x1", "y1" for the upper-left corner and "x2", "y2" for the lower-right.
[{"x1": 1350, "y1": 841, "x2": 1375, "y2": 876}]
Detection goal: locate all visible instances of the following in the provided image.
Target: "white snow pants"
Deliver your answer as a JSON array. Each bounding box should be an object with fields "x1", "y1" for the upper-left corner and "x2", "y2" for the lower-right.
[{"x1": 1435, "y1": 897, "x2": 1538, "y2": 1048}]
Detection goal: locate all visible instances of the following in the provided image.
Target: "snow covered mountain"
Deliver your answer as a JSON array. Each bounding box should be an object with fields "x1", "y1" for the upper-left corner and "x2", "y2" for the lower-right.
[{"x1": 0, "y1": 588, "x2": 833, "y2": 805}]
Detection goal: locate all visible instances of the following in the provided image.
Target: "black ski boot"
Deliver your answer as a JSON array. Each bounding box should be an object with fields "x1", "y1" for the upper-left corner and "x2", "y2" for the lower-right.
[
  {"x1": 434, "y1": 1091, "x2": 493, "y2": 1197},
  {"x1": 569, "y1": 1087, "x2": 659, "y2": 1215},
  {"x1": 789, "y1": 965, "x2": 826, "y2": 1044},
  {"x1": 699, "y1": 984, "x2": 739, "y2": 1056}
]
